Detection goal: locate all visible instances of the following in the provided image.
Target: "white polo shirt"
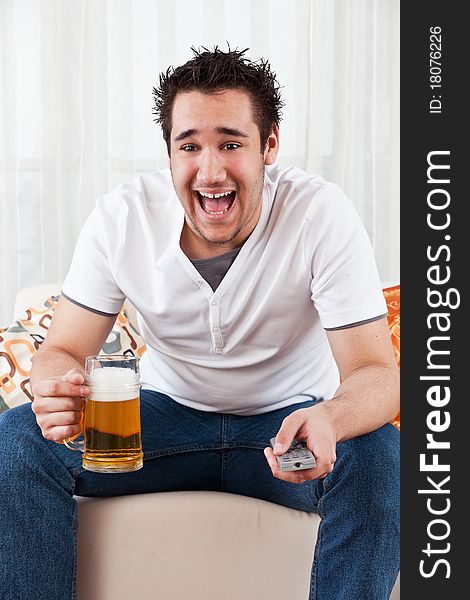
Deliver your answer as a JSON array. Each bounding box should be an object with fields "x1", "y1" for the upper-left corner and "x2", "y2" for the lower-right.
[{"x1": 62, "y1": 164, "x2": 387, "y2": 415}]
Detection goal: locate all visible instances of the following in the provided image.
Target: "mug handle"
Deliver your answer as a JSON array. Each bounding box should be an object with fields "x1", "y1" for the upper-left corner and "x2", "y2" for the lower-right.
[
  {"x1": 63, "y1": 434, "x2": 84, "y2": 452},
  {"x1": 63, "y1": 408, "x2": 85, "y2": 451}
]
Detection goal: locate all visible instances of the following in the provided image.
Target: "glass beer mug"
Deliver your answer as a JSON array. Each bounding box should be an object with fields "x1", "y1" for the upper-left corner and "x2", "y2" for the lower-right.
[{"x1": 64, "y1": 354, "x2": 143, "y2": 473}]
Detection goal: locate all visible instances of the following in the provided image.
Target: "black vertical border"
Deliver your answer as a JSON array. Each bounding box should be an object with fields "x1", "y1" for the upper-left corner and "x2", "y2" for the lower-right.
[{"x1": 401, "y1": 3, "x2": 466, "y2": 597}]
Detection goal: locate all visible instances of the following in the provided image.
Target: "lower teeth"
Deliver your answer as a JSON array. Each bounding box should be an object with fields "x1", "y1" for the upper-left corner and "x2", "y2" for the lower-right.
[{"x1": 205, "y1": 208, "x2": 228, "y2": 215}]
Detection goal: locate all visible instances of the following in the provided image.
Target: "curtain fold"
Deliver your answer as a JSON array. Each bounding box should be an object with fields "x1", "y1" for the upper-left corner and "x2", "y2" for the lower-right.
[{"x1": 0, "y1": 0, "x2": 399, "y2": 323}]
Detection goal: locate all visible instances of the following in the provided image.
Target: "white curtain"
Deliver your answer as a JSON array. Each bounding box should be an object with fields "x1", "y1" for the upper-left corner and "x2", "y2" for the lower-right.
[{"x1": 0, "y1": 0, "x2": 399, "y2": 324}]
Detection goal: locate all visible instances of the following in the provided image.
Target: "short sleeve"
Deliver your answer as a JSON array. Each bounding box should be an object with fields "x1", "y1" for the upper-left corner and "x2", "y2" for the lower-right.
[
  {"x1": 305, "y1": 184, "x2": 387, "y2": 329},
  {"x1": 61, "y1": 196, "x2": 127, "y2": 315}
]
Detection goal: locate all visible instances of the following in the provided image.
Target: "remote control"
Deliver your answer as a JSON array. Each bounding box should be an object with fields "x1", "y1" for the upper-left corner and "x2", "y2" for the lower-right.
[{"x1": 270, "y1": 437, "x2": 316, "y2": 472}]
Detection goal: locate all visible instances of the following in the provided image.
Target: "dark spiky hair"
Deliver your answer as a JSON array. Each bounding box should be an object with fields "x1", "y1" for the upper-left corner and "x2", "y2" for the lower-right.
[{"x1": 152, "y1": 45, "x2": 284, "y2": 154}]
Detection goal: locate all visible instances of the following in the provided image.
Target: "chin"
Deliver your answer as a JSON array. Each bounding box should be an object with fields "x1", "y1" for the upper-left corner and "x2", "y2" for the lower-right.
[{"x1": 200, "y1": 228, "x2": 239, "y2": 245}]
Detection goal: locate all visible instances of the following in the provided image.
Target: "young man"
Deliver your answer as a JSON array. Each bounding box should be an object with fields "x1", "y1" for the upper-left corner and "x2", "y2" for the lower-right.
[{"x1": 0, "y1": 47, "x2": 399, "y2": 599}]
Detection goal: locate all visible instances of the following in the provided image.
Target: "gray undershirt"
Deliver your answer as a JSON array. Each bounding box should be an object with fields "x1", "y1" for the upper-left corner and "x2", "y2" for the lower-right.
[{"x1": 190, "y1": 247, "x2": 242, "y2": 291}]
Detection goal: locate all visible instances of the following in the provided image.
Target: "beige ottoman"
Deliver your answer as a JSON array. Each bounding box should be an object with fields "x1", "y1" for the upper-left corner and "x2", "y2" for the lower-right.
[
  {"x1": 77, "y1": 492, "x2": 318, "y2": 600},
  {"x1": 76, "y1": 491, "x2": 400, "y2": 599}
]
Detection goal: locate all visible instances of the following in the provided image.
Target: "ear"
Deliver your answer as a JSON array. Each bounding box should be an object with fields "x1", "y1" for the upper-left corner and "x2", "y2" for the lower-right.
[{"x1": 263, "y1": 126, "x2": 280, "y2": 166}]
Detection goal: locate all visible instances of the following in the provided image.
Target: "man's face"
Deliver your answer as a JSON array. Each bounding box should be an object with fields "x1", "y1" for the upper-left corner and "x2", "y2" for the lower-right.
[{"x1": 169, "y1": 89, "x2": 279, "y2": 258}]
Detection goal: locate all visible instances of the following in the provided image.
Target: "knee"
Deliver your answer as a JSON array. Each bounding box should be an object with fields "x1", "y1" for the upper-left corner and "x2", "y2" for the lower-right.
[
  {"x1": 335, "y1": 425, "x2": 400, "y2": 518},
  {"x1": 0, "y1": 404, "x2": 39, "y2": 477},
  {"x1": 0, "y1": 402, "x2": 37, "y2": 441},
  {"x1": 1, "y1": 404, "x2": 77, "y2": 500},
  {"x1": 354, "y1": 424, "x2": 399, "y2": 478}
]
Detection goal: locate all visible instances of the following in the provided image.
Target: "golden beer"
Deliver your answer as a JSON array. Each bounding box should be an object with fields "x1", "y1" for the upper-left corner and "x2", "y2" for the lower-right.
[{"x1": 83, "y1": 396, "x2": 143, "y2": 472}]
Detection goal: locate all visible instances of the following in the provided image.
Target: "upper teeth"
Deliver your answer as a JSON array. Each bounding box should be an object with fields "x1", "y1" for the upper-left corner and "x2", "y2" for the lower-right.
[{"x1": 199, "y1": 191, "x2": 233, "y2": 199}]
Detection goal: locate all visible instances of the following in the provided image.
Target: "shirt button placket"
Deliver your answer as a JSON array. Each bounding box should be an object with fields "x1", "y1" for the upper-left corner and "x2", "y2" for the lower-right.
[{"x1": 210, "y1": 299, "x2": 223, "y2": 353}]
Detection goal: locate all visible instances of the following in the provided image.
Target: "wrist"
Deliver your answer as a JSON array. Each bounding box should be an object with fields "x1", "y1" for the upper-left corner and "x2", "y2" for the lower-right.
[{"x1": 308, "y1": 401, "x2": 341, "y2": 442}]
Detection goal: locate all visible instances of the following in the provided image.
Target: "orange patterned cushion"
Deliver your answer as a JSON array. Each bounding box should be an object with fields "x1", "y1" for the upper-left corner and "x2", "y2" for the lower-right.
[
  {"x1": 383, "y1": 285, "x2": 400, "y2": 430},
  {"x1": 0, "y1": 295, "x2": 146, "y2": 413}
]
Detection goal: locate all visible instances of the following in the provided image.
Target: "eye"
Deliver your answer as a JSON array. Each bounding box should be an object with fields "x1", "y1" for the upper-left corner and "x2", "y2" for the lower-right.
[
  {"x1": 181, "y1": 144, "x2": 198, "y2": 152},
  {"x1": 223, "y1": 143, "x2": 241, "y2": 151}
]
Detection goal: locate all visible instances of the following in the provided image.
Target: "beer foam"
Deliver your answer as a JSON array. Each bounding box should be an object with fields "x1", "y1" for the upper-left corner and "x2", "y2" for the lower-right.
[{"x1": 86, "y1": 367, "x2": 140, "y2": 402}]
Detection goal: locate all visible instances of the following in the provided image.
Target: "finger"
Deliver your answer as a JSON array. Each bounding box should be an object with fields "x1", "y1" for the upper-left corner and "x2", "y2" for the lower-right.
[
  {"x1": 264, "y1": 447, "x2": 280, "y2": 471},
  {"x1": 40, "y1": 411, "x2": 83, "y2": 441},
  {"x1": 313, "y1": 457, "x2": 336, "y2": 479},
  {"x1": 32, "y1": 379, "x2": 89, "y2": 401},
  {"x1": 31, "y1": 395, "x2": 86, "y2": 415},
  {"x1": 272, "y1": 411, "x2": 306, "y2": 455},
  {"x1": 42, "y1": 423, "x2": 83, "y2": 443},
  {"x1": 61, "y1": 369, "x2": 86, "y2": 384},
  {"x1": 306, "y1": 441, "x2": 336, "y2": 473},
  {"x1": 40, "y1": 409, "x2": 83, "y2": 428}
]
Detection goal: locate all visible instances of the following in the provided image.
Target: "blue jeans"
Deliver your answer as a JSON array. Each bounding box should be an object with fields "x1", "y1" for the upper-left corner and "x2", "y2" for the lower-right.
[{"x1": 0, "y1": 392, "x2": 399, "y2": 599}]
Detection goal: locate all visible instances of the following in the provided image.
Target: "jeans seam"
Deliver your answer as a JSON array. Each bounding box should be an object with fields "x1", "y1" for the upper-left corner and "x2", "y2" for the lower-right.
[
  {"x1": 71, "y1": 482, "x2": 78, "y2": 600},
  {"x1": 309, "y1": 517, "x2": 321, "y2": 600},
  {"x1": 144, "y1": 444, "x2": 222, "y2": 460},
  {"x1": 309, "y1": 489, "x2": 325, "y2": 600},
  {"x1": 142, "y1": 442, "x2": 267, "y2": 461},
  {"x1": 231, "y1": 442, "x2": 268, "y2": 449},
  {"x1": 221, "y1": 415, "x2": 228, "y2": 490}
]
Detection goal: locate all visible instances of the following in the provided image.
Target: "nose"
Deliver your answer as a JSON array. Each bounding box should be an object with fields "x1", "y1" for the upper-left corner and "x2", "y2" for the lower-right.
[{"x1": 196, "y1": 149, "x2": 227, "y2": 185}]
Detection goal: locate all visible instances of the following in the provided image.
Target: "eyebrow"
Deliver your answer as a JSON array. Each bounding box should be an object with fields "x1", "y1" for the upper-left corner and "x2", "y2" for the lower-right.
[{"x1": 173, "y1": 126, "x2": 249, "y2": 142}]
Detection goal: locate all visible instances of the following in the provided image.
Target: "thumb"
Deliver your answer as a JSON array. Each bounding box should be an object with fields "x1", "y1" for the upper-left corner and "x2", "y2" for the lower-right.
[
  {"x1": 61, "y1": 368, "x2": 85, "y2": 385},
  {"x1": 273, "y1": 413, "x2": 304, "y2": 455}
]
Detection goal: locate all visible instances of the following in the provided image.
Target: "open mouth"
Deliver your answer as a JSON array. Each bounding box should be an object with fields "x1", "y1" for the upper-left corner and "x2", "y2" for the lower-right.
[{"x1": 196, "y1": 190, "x2": 236, "y2": 215}]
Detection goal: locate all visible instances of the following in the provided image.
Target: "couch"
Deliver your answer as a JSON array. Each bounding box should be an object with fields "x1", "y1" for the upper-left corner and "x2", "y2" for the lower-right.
[{"x1": 0, "y1": 283, "x2": 400, "y2": 599}]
